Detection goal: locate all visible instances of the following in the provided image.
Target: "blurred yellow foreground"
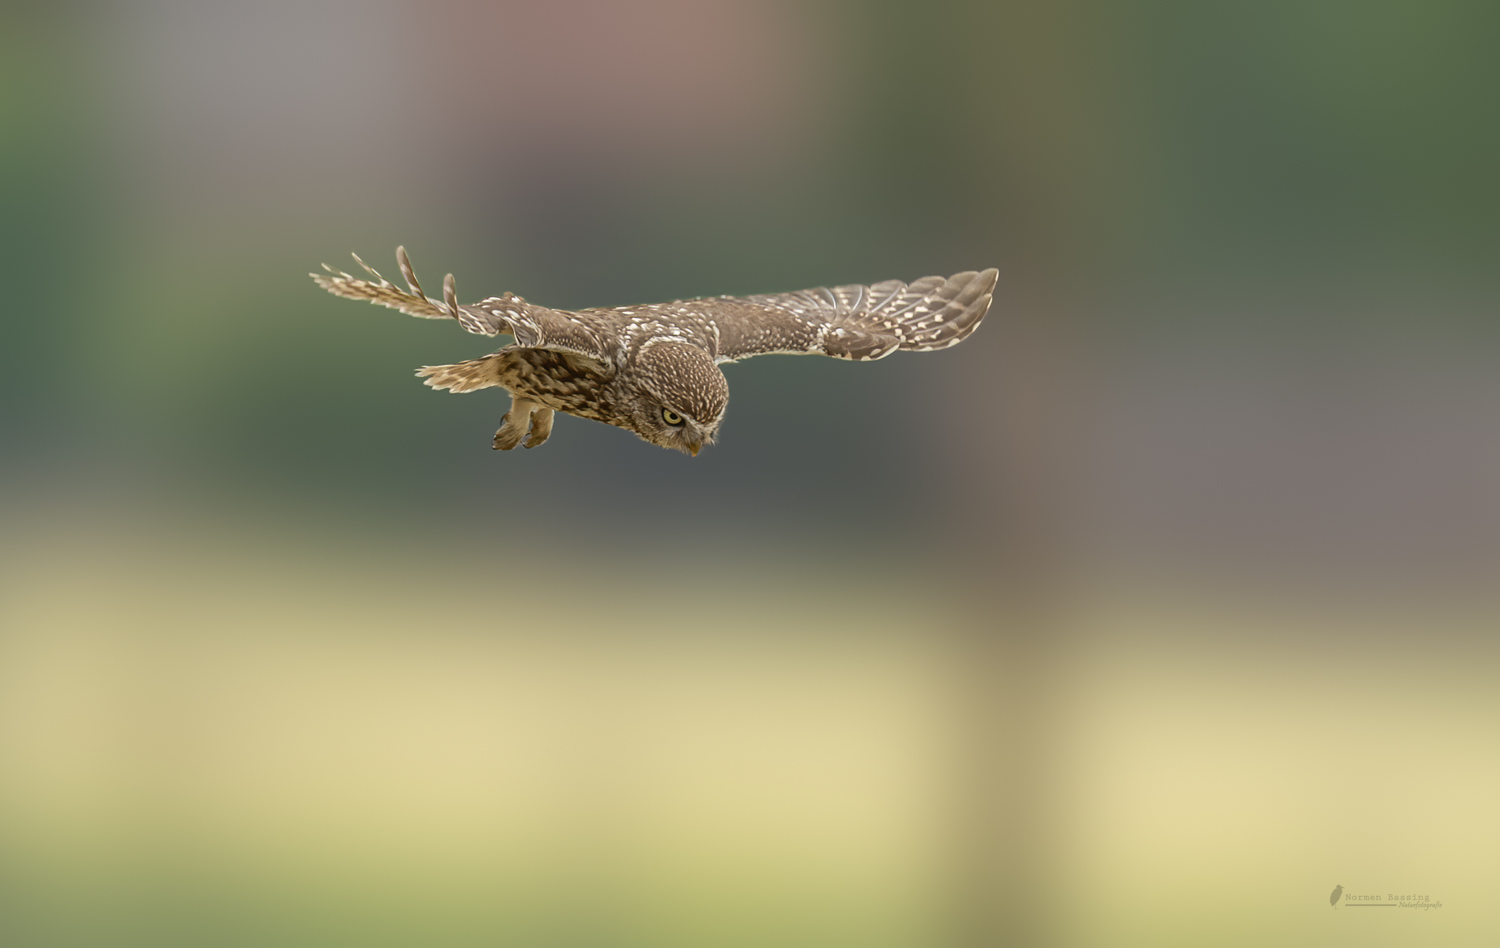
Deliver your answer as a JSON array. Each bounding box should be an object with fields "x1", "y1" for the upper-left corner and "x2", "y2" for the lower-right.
[{"x1": 2, "y1": 507, "x2": 1494, "y2": 948}]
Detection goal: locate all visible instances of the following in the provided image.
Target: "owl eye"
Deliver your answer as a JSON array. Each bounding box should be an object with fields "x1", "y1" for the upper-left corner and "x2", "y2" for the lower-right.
[{"x1": 661, "y1": 408, "x2": 685, "y2": 427}]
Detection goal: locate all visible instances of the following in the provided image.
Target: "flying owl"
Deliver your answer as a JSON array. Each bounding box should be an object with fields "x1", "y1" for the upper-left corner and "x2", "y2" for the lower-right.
[{"x1": 312, "y1": 247, "x2": 997, "y2": 455}]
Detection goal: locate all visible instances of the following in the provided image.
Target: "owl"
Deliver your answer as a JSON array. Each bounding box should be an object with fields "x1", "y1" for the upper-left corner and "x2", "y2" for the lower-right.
[{"x1": 312, "y1": 247, "x2": 996, "y2": 455}]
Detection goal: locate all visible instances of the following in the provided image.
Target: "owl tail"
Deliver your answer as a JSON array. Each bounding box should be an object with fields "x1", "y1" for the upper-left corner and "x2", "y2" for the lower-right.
[{"x1": 416, "y1": 355, "x2": 502, "y2": 393}]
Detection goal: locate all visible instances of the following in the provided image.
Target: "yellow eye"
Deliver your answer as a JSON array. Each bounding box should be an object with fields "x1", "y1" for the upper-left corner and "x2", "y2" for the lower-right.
[{"x1": 661, "y1": 408, "x2": 685, "y2": 427}]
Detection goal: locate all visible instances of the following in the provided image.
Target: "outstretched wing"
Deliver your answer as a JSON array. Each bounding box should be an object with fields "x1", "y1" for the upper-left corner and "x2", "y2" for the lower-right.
[
  {"x1": 312, "y1": 247, "x2": 458, "y2": 322},
  {"x1": 703, "y1": 268, "x2": 998, "y2": 363},
  {"x1": 311, "y1": 247, "x2": 618, "y2": 372}
]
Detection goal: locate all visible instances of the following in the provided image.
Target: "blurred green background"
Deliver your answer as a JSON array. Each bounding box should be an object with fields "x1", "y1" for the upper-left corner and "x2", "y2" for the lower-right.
[{"x1": 1, "y1": 1, "x2": 1497, "y2": 946}]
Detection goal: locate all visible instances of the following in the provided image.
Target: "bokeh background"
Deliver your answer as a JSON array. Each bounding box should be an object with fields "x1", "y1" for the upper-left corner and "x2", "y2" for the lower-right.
[{"x1": 2, "y1": 1, "x2": 1497, "y2": 945}]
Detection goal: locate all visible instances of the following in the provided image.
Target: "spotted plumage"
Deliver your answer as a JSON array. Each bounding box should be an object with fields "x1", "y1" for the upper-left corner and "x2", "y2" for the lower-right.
[{"x1": 311, "y1": 247, "x2": 997, "y2": 455}]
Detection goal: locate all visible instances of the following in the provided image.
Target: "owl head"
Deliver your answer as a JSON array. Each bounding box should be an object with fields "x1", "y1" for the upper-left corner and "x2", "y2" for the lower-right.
[{"x1": 627, "y1": 341, "x2": 728, "y2": 455}]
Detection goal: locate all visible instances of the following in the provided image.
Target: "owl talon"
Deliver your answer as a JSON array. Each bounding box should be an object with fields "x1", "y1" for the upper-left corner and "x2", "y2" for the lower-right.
[
  {"x1": 494, "y1": 396, "x2": 543, "y2": 451},
  {"x1": 523, "y1": 408, "x2": 554, "y2": 449},
  {"x1": 492, "y1": 424, "x2": 524, "y2": 450}
]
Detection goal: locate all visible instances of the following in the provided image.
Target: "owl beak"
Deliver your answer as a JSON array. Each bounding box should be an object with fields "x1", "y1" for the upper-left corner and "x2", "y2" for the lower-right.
[{"x1": 688, "y1": 442, "x2": 701, "y2": 457}]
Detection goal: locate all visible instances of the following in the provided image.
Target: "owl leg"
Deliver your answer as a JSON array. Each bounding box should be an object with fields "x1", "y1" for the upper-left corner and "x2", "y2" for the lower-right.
[
  {"x1": 492, "y1": 396, "x2": 539, "y2": 451},
  {"x1": 523, "y1": 408, "x2": 554, "y2": 449}
]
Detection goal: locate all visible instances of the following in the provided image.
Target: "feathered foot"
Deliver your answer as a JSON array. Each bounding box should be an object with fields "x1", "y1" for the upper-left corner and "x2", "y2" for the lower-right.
[
  {"x1": 523, "y1": 408, "x2": 554, "y2": 449},
  {"x1": 493, "y1": 397, "x2": 553, "y2": 450}
]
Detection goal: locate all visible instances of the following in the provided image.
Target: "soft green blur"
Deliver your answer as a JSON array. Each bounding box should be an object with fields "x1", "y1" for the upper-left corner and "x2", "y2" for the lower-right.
[{"x1": 2, "y1": 2, "x2": 1497, "y2": 946}]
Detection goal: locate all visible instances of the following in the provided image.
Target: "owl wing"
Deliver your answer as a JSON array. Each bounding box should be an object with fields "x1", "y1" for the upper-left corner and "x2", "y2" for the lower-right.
[
  {"x1": 312, "y1": 247, "x2": 617, "y2": 374},
  {"x1": 701, "y1": 268, "x2": 998, "y2": 363}
]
